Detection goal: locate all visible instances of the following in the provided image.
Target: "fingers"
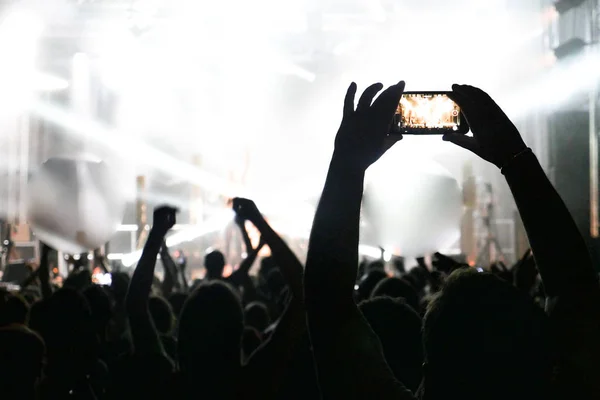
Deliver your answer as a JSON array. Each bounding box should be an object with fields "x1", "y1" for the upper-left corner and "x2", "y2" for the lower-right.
[
  {"x1": 357, "y1": 82, "x2": 384, "y2": 112},
  {"x1": 453, "y1": 84, "x2": 505, "y2": 120},
  {"x1": 343, "y1": 82, "x2": 357, "y2": 118},
  {"x1": 448, "y1": 86, "x2": 476, "y2": 127},
  {"x1": 443, "y1": 132, "x2": 480, "y2": 154},
  {"x1": 371, "y1": 81, "x2": 405, "y2": 120}
]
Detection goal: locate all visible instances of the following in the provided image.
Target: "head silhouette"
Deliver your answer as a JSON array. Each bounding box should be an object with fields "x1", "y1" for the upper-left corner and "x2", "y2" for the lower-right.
[
  {"x1": 168, "y1": 292, "x2": 188, "y2": 320},
  {"x1": 0, "y1": 290, "x2": 29, "y2": 327},
  {"x1": 149, "y1": 296, "x2": 174, "y2": 335},
  {"x1": 83, "y1": 285, "x2": 113, "y2": 344},
  {"x1": 178, "y1": 281, "x2": 243, "y2": 388},
  {"x1": 359, "y1": 297, "x2": 424, "y2": 393},
  {"x1": 371, "y1": 277, "x2": 420, "y2": 313},
  {"x1": 422, "y1": 269, "x2": 552, "y2": 400},
  {"x1": 0, "y1": 325, "x2": 45, "y2": 398},
  {"x1": 30, "y1": 288, "x2": 97, "y2": 380},
  {"x1": 259, "y1": 256, "x2": 278, "y2": 281},
  {"x1": 356, "y1": 270, "x2": 387, "y2": 302},
  {"x1": 244, "y1": 301, "x2": 271, "y2": 333},
  {"x1": 204, "y1": 251, "x2": 226, "y2": 280},
  {"x1": 242, "y1": 327, "x2": 262, "y2": 359}
]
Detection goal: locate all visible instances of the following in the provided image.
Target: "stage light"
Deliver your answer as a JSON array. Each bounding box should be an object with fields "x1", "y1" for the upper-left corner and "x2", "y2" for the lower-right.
[
  {"x1": 553, "y1": 0, "x2": 586, "y2": 14},
  {"x1": 33, "y1": 72, "x2": 69, "y2": 91},
  {"x1": 553, "y1": 37, "x2": 587, "y2": 60},
  {"x1": 121, "y1": 210, "x2": 234, "y2": 267}
]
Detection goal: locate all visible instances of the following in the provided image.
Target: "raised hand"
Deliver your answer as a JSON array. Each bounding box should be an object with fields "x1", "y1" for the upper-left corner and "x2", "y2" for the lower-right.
[
  {"x1": 513, "y1": 249, "x2": 538, "y2": 293},
  {"x1": 432, "y1": 252, "x2": 468, "y2": 274},
  {"x1": 334, "y1": 81, "x2": 405, "y2": 172},
  {"x1": 443, "y1": 84, "x2": 527, "y2": 169},
  {"x1": 232, "y1": 197, "x2": 263, "y2": 225},
  {"x1": 152, "y1": 206, "x2": 178, "y2": 235}
]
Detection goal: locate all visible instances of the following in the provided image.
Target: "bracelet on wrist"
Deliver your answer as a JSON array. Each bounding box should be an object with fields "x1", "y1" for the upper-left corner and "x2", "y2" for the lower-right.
[{"x1": 501, "y1": 147, "x2": 533, "y2": 175}]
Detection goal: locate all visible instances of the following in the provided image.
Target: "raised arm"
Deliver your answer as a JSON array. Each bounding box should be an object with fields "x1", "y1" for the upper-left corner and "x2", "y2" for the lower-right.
[
  {"x1": 236, "y1": 214, "x2": 254, "y2": 254},
  {"x1": 232, "y1": 198, "x2": 303, "y2": 301},
  {"x1": 231, "y1": 198, "x2": 306, "y2": 399},
  {"x1": 159, "y1": 241, "x2": 180, "y2": 297},
  {"x1": 304, "y1": 81, "x2": 414, "y2": 399},
  {"x1": 444, "y1": 84, "x2": 598, "y2": 299},
  {"x1": 125, "y1": 206, "x2": 177, "y2": 358},
  {"x1": 444, "y1": 84, "x2": 600, "y2": 395},
  {"x1": 38, "y1": 243, "x2": 53, "y2": 299}
]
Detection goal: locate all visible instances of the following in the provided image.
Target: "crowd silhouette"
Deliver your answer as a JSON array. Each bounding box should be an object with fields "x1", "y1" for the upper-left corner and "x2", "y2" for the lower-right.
[{"x1": 1, "y1": 82, "x2": 599, "y2": 400}]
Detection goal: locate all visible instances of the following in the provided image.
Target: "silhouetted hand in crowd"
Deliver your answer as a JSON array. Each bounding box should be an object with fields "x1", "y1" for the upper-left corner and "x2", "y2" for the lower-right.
[
  {"x1": 38, "y1": 243, "x2": 53, "y2": 300},
  {"x1": 334, "y1": 81, "x2": 405, "y2": 172},
  {"x1": 444, "y1": 84, "x2": 527, "y2": 169},
  {"x1": 513, "y1": 249, "x2": 538, "y2": 293},
  {"x1": 489, "y1": 261, "x2": 512, "y2": 282},
  {"x1": 444, "y1": 83, "x2": 600, "y2": 398},
  {"x1": 432, "y1": 252, "x2": 468, "y2": 274},
  {"x1": 231, "y1": 197, "x2": 307, "y2": 399},
  {"x1": 126, "y1": 205, "x2": 178, "y2": 360},
  {"x1": 305, "y1": 81, "x2": 413, "y2": 400},
  {"x1": 153, "y1": 206, "x2": 177, "y2": 235}
]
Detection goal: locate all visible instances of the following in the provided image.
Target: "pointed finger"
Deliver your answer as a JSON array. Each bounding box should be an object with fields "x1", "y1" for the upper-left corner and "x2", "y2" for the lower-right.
[
  {"x1": 357, "y1": 82, "x2": 384, "y2": 112},
  {"x1": 344, "y1": 82, "x2": 357, "y2": 118}
]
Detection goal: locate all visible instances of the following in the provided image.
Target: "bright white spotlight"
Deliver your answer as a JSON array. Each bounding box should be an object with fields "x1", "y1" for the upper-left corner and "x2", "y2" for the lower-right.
[
  {"x1": 358, "y1": 245, "x2": 383, "y2": 259},
  {"x1": 34, "y1": 72, "x2": 69, "y2": 91},
  {"x1": 383, "y1": 250, "x2": 392, "y2": 262}
]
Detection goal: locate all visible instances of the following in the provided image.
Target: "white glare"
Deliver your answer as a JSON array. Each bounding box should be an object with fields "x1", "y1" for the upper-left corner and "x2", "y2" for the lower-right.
[{"x1": 121, "y1": 210, "x2": 234, "y2": 267}]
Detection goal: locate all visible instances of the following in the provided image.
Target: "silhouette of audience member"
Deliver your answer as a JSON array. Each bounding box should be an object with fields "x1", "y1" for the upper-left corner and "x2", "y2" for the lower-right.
[
  {"x1": 360, "y1": 296, "x2": 424, "y2": 393},
  {"x1": 0, "y1": 290, "x2": 29, "y2": 327},
  {"x1": 422, "y1": 269, "x2": 551, "y2": 400},
  {"x1": 177, "y1": 280, "x2": 244, "y2": 398},
  {"x1": 371, "y1": 277, "x2": 420, "y2": 313},
  {"x1": 204, "y1": 250, "x2": 226, "y2": 280},
  {"x1": 0, "y1": 325, "x2": 45, "y2": 400},
  {"x1": 304, "y1": 80, "x2": 600, "y2": 400},
  {"x1": 356, "y1": 269, "x2": 387, "y2": 301},
  {"x1": 242, "y1": 326, "x2": 262, "y2": 359},
  {"x1": 168, "y1": 292, "x2": 188, "y2": 320},
  {"x1": 4, "y1": 78, "x2": 600, "y2": 400},
  {"x1": 149, "y1": 296, "x2": 174, "y2": 336},
  {"x1": 149, "y1": 295, "x2": 177, "y2": 361},
  {"x1": 31, "y1": 288, "x2": 104, "y2": 399},
  {"x1": 245, "y1": 301, "x2": 271, "y2": 334}
]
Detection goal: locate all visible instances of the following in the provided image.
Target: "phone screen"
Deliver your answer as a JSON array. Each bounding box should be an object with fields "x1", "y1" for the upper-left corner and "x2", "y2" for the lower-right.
[{"x1": 395, "y1": 92, "x2": 465, "y2": 134}]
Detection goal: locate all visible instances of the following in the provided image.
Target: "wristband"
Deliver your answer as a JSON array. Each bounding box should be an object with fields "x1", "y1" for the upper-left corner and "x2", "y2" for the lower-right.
[{"x1": 501, "y1": 147, "x2": 533, "y2": 175}]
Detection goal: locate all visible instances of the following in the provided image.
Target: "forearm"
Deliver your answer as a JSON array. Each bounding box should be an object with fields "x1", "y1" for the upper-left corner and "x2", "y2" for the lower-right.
[
  {"x1": 126, "y1": 229, "x2": 166, "y2": 356},
  {"x1": 239, "y1": 223, "x2": 254, "y2": 253},
  {"x1": 242, "y1": 297, "x2": 306, "y2": 399},
  {"x1": 504, "y1": 151, "x2": 598, "y2": 296},
  {"x1": 253, "y1": 218, "x2": 304, "y2": 300},
  {"x1": 238, "y1": 244, "x2": 262, "y2": 276},
  {"x1": 305, "y1": 155, "x2": 365, "y2": 304},
  {"x1": 159, "y1": 245, "x2": 179, "y2": 295},
  {"x1": 39, "y1": 249, "x2": 52, "y2": 299},
  {"x1": 126, "y1": 229, "x2": 163, "y2": 312}
]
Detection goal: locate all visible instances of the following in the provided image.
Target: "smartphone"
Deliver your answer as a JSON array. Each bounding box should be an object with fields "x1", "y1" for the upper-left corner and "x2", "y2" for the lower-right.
[{"x1": 392, "y1": 92, "x2": 469, "y2": 134}]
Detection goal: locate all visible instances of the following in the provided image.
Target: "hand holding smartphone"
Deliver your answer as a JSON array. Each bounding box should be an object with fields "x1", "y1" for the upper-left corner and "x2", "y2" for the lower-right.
[{"x1": 391, "y1": 92, "x2": 469, "y2": 135}]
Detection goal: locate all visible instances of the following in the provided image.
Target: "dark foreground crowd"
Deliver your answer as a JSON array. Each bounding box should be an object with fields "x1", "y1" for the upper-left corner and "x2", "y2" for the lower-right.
[{"x1": 1, "y1": 83, "x2": 599, "y2": 400}]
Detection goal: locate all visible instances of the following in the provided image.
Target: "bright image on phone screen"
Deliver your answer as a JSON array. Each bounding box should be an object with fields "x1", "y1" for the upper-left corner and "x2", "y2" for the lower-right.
[{"x1": 396, "y1": 93, "x2": 461, "y2": 131}]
